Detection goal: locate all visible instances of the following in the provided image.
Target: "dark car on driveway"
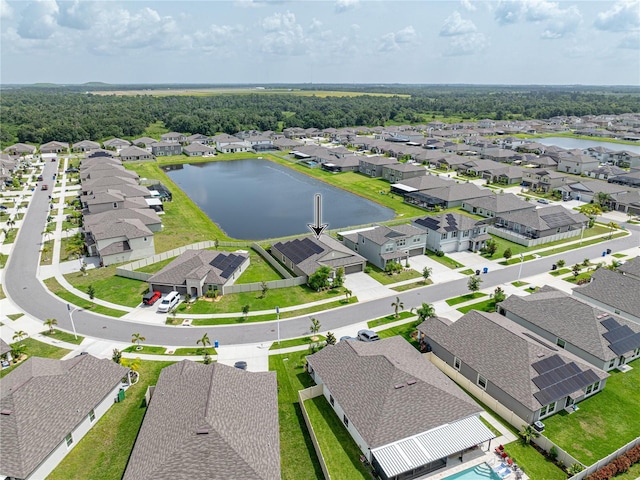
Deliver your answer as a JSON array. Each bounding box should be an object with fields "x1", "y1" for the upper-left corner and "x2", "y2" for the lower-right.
[{"x1": 142, "y1": 290, "x2": 162, "y2": 306}]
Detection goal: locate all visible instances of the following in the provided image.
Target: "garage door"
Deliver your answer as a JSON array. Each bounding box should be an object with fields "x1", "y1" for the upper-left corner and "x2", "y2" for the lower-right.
[
  {"x1": 408, "y1": 247, "x2": 423, "y2": 257},
  {"x1": 345, "y1": 263, "x2": 364, "y2": 274}
]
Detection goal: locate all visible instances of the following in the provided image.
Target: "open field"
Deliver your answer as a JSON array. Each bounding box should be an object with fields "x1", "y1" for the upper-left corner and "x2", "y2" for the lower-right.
[{"x1": 92, "y1": 87, "x2": 410, "y2": 98}]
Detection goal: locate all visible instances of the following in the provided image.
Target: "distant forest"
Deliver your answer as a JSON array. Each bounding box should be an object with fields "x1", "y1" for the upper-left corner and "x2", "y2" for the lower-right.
[{"x1": 1, "y1": 84, "x2": 639, "y2": 145}]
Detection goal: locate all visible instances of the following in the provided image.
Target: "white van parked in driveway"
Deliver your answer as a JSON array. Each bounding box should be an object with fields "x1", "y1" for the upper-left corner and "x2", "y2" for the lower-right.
[{"x1": 157, "y1": 291, "x2": 180, "y2": 313}]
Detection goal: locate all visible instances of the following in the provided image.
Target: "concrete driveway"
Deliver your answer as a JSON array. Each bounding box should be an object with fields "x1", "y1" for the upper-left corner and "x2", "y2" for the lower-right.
[{"x1": 344, "y1": 272, "x2": 394, "y2": 302}]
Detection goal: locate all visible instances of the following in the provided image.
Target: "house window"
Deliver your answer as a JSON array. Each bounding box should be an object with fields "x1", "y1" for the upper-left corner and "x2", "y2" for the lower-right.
[
  {"x1": 397, "y1": 239, "x2": 406, "y2": 247},
  {"x1": 453, "y1": 357, "x2": 461, "y2": 371},
  {"x1": 463, "y1": 230, "x2": 469, "y2": 237},
  {"x1": 556, "y1": 338, "x2": 566, "y2": 349},
  {"x1": 113, "y1": 203, "x2": 118, "y2": 209},
  {"x1": 343, "y1": 415, "x2": 349, "y2": 427},
  {"x1": 477, "y1": 374, "x2": 487, "y2": 390},
  {"x1": 608, "y1": 358, "x2": 616, "y2": 369},
  {"x1": 89, "y1": 409, "x2": 95, "y2": 423},
  {"x1": 143, "y1": 237, "x2": 148, "y2": 242},
  {"x1": 330, "y1": 395, "x2": 334, "y2": 407},
  {"x1": 442, "y1": 233, "x2": 448, "y2": 240},
  {"x1": 413, "y1": 237, "x2": 420, "y2": 243},
  {"x1": 452, "y1": 231, "x2": 458, "y2": 238},
  {"x1": 65, "y1": 433, "x2": 73, "y2": 447}
]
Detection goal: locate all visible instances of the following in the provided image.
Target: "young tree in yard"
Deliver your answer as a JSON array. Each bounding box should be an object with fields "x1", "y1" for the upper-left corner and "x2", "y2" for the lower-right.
[
  {"x1": 422, "y1": 266, "x2": 432, "y2": 284},
  {"x1": 343, "y1": 288, "x2": 352, "y2": 303},
  {"x1": 333, "y1": 267, "x2": 345, "y2": 288},
  {"x1": 607, "y1": 221, "x2": 619, "y2": 239},
  {"x1": 44, "y1": 318, "x2": 57, "y2": 334},
  {"x1": 86, "y1": 284, "x2": 95, "y2": 300},
  {"x1": 414, "y1": 303, "x2": 436, "y2": 322},
  {"x1": 467, "y1": 275, "x2": 482, "y2": 293},
  {"x1": 582, "y1": 258, "x2": 590, "y2": 267},
  {"x1": 260, "y1": 281, "x2": 269, "y2": 299},
  {"x1": 572, "y1": 263, "x2": 582, "y2": 278},
  {"x1": 556, "y1": 259, "x2": 566, "y2": 268},
  {"x1": 503, "y1": 248, "x2": 512, "y2": 260},
  {"x1": 325, "y1": 331, "x2": 336, "y2": 346},
  {"x1": 492, "y1": 287, "x2": 506, "y2": 306},
  {"x1": 308, "y1": 265, "x2": 332, "y2": 291},
  {"x1": 309, "y1": 317, "x2": 321, "y2": 337},
  {"x1": 112, "y1": 348, "x2": 122, "y2": 364},
  {"x1": 242, "y1": 304, "x2": 250, "y2": 320},
  {"x1": 131, "y1": 332, "x2": 145, "y2": 350},
  {"x1": 519, "y1": 424, "x2": 540, "y2": 445},
  {"x1": 391, "y1": 296, "x2": 404, "y2": 318}
]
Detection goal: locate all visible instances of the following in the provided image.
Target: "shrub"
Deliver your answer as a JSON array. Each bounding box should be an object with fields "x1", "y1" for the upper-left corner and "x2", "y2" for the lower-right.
[
  {"x1": 613, "y1": 456, "x2": 631, "y2": 473},
  {"x1": 436, "y1": 250, "x2": 445, "y2": 257},
  {"x1": 549, "y1": 446, "x2": 558, "y2": 461}
]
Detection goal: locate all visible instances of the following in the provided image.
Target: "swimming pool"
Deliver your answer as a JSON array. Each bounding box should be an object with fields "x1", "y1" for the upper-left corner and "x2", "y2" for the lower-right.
[{"x1": 443, "y1": 462, "x2": 503, "y2": 480}]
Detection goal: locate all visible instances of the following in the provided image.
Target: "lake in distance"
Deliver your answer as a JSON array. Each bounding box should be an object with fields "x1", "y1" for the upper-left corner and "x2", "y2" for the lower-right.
[{"x1": 164, "y1": 159, "x2": 395, "y2": 240}]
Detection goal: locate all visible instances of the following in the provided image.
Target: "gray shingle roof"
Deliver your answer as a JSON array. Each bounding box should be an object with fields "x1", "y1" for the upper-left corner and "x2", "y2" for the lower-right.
[
  {"x1": 357, "y1": 224, "x2": 424, "y2": 246},
  {"x1": 498, "y1": 286, "x2": 640, "y2": 362},
  {"x1": 574, "y1": 267, "x2": 640, "y2": 319},
  {"x1": 88, "y1": 218, "x2": 152, "y2": 241},
  {"x1": 307, "y1": 336, "x2": 481, "y2": 449},
  {"x1": 618, "y1": 256, "x2": 640, "y2": 280},
  {"x1": 497, "y1": 205, "x2": 587, "y2": 231},
  {"x1": 0, "y1": 356, "x2": 129, "y2": 479},
  {"x1": 417, "y1": 183, "x2": 494, "y2": 202},
  {"x1": 83, "y1": 207, "x2": 161, "y2": 231},
  {"x1": 418, "y1": 311, "x2": 608, "y2": 411},
  {"x1": 123, "y1": 361, "x2": 279, "y2": 480},
  {"x1": 463, "y1": 193, "x2": 534, "y2": 214},
  {"x1": 274, "y1": 235, "x2": 366, "y2": 276},
  {"x1": 414, "y1": 212, "x2": 483, "y2": 233},
  {"x1": 392, "y1": 174, "x2": 452, "y2": 191}
]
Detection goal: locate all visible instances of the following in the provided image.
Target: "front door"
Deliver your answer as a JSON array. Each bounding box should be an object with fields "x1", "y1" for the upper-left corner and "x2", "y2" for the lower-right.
[
  {"x1": 619, "y1": 355, "x2": 626, "y2": 365},
  {"x1": 565, "y1": 397, "x2": 574, "y2": 408}
]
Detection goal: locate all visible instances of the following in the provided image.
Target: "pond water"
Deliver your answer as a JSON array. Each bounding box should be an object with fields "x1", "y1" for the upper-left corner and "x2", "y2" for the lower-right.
[
  {"x1": 164, "y1": 159, "x2": 394, "y2": 240},
  {"x1": 528, "y1": 137, "x2": 640, "y2": 154}
]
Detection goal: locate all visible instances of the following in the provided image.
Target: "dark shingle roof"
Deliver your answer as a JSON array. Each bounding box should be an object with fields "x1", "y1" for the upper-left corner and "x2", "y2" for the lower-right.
[
  {"x1": 0, "y1": 356, "x2": 129, "y2": 479},
  {"x1": 123, "y1": 361, "x2": 279, "y2": 480},
  {"x1": 463, "y1": 193, "x2": 535, "y2": 214},
  {"x1": 414, "y1": 212, "x2": 482, "y2": 233},
  {"x1": 574, "y1": 268, "x2": 640, "y2": 319},
  {"x1": 307, "y1": 336, "x2": 481, "y2": 448},
  {"x1": 618, "y1": 256, "x2": 640, "y2": 280},
  {"x1": 357, "y1": 224, "x2": 424, "y2": 246}
]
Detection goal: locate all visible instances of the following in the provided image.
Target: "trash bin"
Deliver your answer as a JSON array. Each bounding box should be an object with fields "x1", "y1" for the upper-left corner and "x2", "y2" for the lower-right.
[
  {"x1": 552, "y1": 264, "x2": 557, "y2": 270},
  {"x1": 475, "y1": 270, "x2": 481, "y2": 276},
  {"x1": 483, "y1": 267, "x2": 489, "y2": 274},
  {"x1": 606, "y1": 248, "x2": 612, "y2": 254},
  {"x1": 602, "y1": 251, "x2": 607, "y2": 257},
  {"x1": 214, "y1": 340, "x2": 219, "y2": 348}
]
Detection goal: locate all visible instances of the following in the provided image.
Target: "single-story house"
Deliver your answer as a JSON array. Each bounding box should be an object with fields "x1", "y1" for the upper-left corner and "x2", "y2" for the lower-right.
[
  {"x1": 72, "y1": 140, "x2": 101, "y2": 152},
  {"x1": 148, "y1": 249, "x2": 249, "y2": 297},
  {"x1": 307, "y1": 336, "x2": 495, "y2": 480},
  {"x1": 608, "y1": 170, "x2": 640, "y2": 189},
  {"x1": 0, "y1": 356, "x2": 130, "y2": 480},
  {"x1": 413, "y1": 212, "x2": 490, "y2": 253},
  {"x1": 418, "y1": 311, "x2": 609, "y2": 426},
  {"x1": 340, "y1": 224, "x2": 426, "y2": 269},
  {"x1": 320, "y1": 155, "x2": 360, "y2": 173},
  {"x1": 216, "y1": 142, "x2": 251, "y2": 154},
  {"x1": 119, "y1": 146, "x2": 155, "y2": 162},
  {"x1": 573, "y1": 267, "x2": 640, "y2": 324},
  {"x1": 585, "y1": 165, "x2": 627, "y2": 181},
  {"x1": 210, "y1": 133, "x2": 243, "y2": 148},
  {"x1": 186, "y1": 133, "x2": 212, "y2": 145},
  {"x1": 182, "y1": 142, "x2": 216, "y2": 157},
  {"x1": 556, "y1": 179, "x2": 629, "y2": 203},
  {"x1": 389, "y1": 174, "x2": 452, "y2": 197},
  {"x1": 404, "y1": 182, "x2": 494, "y2": 210},
  {"x1": 80, "y1": 164, "x2": 139, "y2": 182},
  {"x1": 81, "y1": 175, "x2": 139, "y2": 195},
  {"x1": 102, "y1": 138, "x2": 131, "y2": 150},
  {"x1": 123, "y1": 361, "x2": 280, "y2": 480},
  {"x1": 83, "y1": 207, "x2": 162, "y2": 234},
  {"x1": 271, "y1": 234, "x2": 367, "y2": 278},
  {"x1": 151, "y1": 141, "x2": 182, "y2": 157},
  {"x1": 84, "y1": 217, "x2": 155, "y2": 266},
  {"x1": 498, "y1": 286, "x2": 640, "y2": 371},
  {"x1": 131, "y1": 137, "x2": 158, "y2": 150},
  {"x1": 40, "y1": 141, "x2": 69, "y2": 154},
  {"x1": 461, "y1": 192, "x2": 535, "y2": 220},
  {"x1": 4, "y1": 143, "x2": 37, "y2": 156},
  {"x1": 160, "y1": 132, "x2": 186, "y2": 143}
]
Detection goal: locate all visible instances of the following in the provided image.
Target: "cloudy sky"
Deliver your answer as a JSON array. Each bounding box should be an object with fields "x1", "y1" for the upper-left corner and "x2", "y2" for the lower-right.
[{"x1": 1, "y1": 0, "x2": 639, "y2": 85}]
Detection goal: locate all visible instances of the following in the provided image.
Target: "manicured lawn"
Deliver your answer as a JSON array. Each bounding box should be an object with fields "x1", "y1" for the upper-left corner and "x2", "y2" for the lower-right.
[
  {"x1": 376, "y1": 320, "x2": 421, "y2": 348},
  {"x1": 460, "y1": 268, "x2": 475, "y2": 275},
  {"x1": 425, "y1": 250, "x2": 464, "y2": 269},
  {"x1": 502, "y1": 441, "x2": 566, "y2": 480},
  {"x1": 391, "y1": 279, "x2": 432, "y2": 291},
  {"x1": 134, "y1": 256, "x2": 174, "y2": 274},
  {"x1": 366, "y1": 264, "x2": 422, "y2": 285},
  {"x1": 457, "y1": 298, "x2": 496, "y2": 314},
  {"x1": 0, "y1": 284, "x2": 4, "y2": 300},
  {"x1": 536, "y1": 231, "x2": 628, "y2": 257},
  {"x1": 270, "y1": 335, "x2": 327, "y2": 351},
  {"x1": 39, "y1": 239, "x2": 54, "y2": 265},
  {"x1": 171, "y1": 347, "x2": 217, "y2": 356},
  {"x1": 0, "y1": 338, "x2": 71, "y2": 378},
  {"x1": 123, "y1": 345, "x2": 167, "y2": 355},
  {"x1": 41, "y1": 329, "x2": 84, "y2": 345},
  {"x1": 543, "y1": 362, "x2": 640, "y2": 465},
  {"x1": 549, "y1": 268, "x2": 571, "y2": 276},
  {"x1": 367, "y1": 311, "x2": 414, "y2": 328},
  {"x1": 511, "y1": 281, "x2": 528, "y2": 287},
  {"x1": 48, "y1": 360, "x2": 173, "y2": 480},
  {"x1": 0, "y1": 253, "x2": 7, "y2": 268},
  {"x1": 304, "y1": 395, "x2": 370, "y2": 479},
  {"x1": 562, "y1": 271, "x2": 593, "y2": 284},
  {"x1": 445, "y1": 292, "x2": 488, "y2": 306},
  {"x1": 3, "y1": 227, "x2": 18, "y2": 244},
  {"x1": 499, "y1": 254, "x2": 536, "y2": 265},
  {"x1": 7, "y1": 313, "x2": 23, "y2": 320},
  {"x1": 612, "y1": 253, "x2": 627, "y2": 258},
  {"x1": 270, "y1": 352, "x2": 324, "y2": 480},
  {"x1": 235, "y1": 250, "x2": 284, "y2": 283},
  {"x1": 64, "y1": 266, "x2": 148, "y2": 308},
  {"x1": 43, "y1": 277, "x2": 128, "y2": 317}
]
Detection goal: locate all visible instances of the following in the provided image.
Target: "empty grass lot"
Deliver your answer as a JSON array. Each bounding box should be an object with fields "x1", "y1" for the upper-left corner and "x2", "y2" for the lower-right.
[
  {"x1": 41, "y1": 329, "x2": 84, "y2": 345},
  {"x1": 64, "y1": 265, "x2": 149, "y2": 308},
  {"x1": 425, "y1": 250, "x2": 465, "y2": 269},
  {"x1": 270, "y1": 352, "x2": 324, "y2": 480},
  {"x1": 44, "y1": 277, "x2": 128, "y2": 317},
  {"x1": 543, "y1": 362, "x2": 640, "y2": 466},
  {"x1": 303, "y1": 395, "x2": 371, "y2": 479}
]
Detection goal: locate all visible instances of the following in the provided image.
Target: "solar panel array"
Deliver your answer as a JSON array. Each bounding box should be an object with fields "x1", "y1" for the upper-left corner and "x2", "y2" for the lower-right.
[
  {"x1": 275, "y1": 238, "x2": 324, "y2": 264},
  {"x1": 210, "y1": 253, "x2": 245, "y2": 279},
  {"x1": 540, "y1": 212, "x2": 572, "y2": 228},
  {"x1": 600, "y1": 317, "x2": 640, "y2": 356},
  {"x1": 531, "y1": 354, "x2": 601, "y2": 405},
  {"x1": 444, "y1": 214, "x2": 458, "y2": 232},
  {"x1": 414, "y1": 217, "x2": 440, "y2": 230}
]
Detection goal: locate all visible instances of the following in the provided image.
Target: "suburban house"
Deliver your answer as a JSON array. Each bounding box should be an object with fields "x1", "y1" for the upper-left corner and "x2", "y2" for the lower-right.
[
  {"x1": 573, "y1": 266, "x2": 640, "y2": 324},
  {"x1": 306, "y1": 336, "x2": 495, "y2": 480},
  {"x1": 80, "y1": 164, "x2": 139, "y2": 182},
  {"x1": 0, "y1": 356, "x2": 130, "y2": 480},
  {"x1": 381, "y1": 162, "x2": 426, "y2": 183},
  {"x1": 151, "y1": 141, "x2": 182, "y2": 157},
  {"x1": 147, "y1": 249, "x2": 249, "y2": 297},
  {"x1": 71, "y1": 140, "x2": 101, "y2": 152},
  {"x1": 160, "y1": 132, "x2": 186, "y2": 143},
  {"x1": 131, "y1": 137, "x2": 157, "y2": 150},
  {"x1": 40, "y1": 141, "x2": 69, "y2": 154},
  {"x1": 83, "y1": 217, "x2": 155, "y2": 266},
  {"x1": 480, "y1": 147, "x2": 517, "y2": 163},
  {"x1": 80, "y1": 175, "x2": 140, "y2": 196},
  {"x1": 491, "y1": 205, "x2": 588, "y2": 246},
  {"x1": 320, "y1": 155, "x2": 360, "y2": 173},
  {"x1": 584, "y1": 164, "x2": 627, "y2": 181},
  {"x1": 608, "y1": 169, "x2": 640, "y2": 189},
  {"x1": 404, "y1": 182, "x2": 494, "y2": 210},
  {"x1": 498, "y1": 286, "x2": 640, "y2": 371},
  {"x1": 418, "y1": 311, "x2": 609, "y2": 426},
  {"x1": 557, "y1": 154, "x2": 599, "y2": 175},
  {"x1": 609, "y1": 190, "x2": 640, "y2": 215},
  {"x1": 389, "y1": 174, "x2": 452, "y2": 197},
  {"x1": 271, "y1": 234, "x2": 367, "y2": 277},
  {"x1": 413, "y1": 212, "x2": 490, "y2": 253},
  {"x1": 556, "y1": 179, "x2": 629, "y2": 203},
  {"x1": 83, "y1": 207, "x2": 162, "y2": 234},
  {"x1": 123, "y1": 361, "x2": 280, "y2": 480},
  {"x1": 340, "y1": 224, "x2": 426, "y2": 269},
  {"x1": 606, "y1": 150, "x2": 640, "y2": 169},
  {"x1": 216, "y1": 142, "x2": 251, "y2": 154},
  {"x1": 461, "y1": 192, "x2": 535, "y2": 220},
  {"x1": 4, "y1": 143, "x2": 36, "y2": 156},
  {"x1": 103, "y1": 138, "x2": 131, "y2": 150},
  {"x1": 119, "y1": 145, "x2": 155, "y2": 162},
  {"x1": 359, "y1": 156, "x2": 398, "y2": 177},
  {"x1": 182, "y1": 142, "x2": 216, "y2": 157},
  {"x1": 521, "y1": 169, "x2": 568, "y2": 192},
  {"x1": 186, "y1": 133, "x2": 212, "y2": 145}
]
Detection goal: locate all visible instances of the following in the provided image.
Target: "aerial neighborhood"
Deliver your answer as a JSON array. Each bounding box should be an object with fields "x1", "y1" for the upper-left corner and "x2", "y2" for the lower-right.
[{"x1": 1, "y1": 110, "x2": 640, "y2": 480}]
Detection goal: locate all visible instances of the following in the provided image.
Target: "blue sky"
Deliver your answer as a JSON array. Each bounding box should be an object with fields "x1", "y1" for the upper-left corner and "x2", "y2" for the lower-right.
[{"x1": 1, "y1": 0, "x2": 639, "y2": 85}]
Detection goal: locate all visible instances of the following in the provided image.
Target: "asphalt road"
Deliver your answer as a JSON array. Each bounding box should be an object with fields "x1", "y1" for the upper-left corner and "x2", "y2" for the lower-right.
[{"x1": 5, "y1": 162, "x2": 639, "y2": 346}]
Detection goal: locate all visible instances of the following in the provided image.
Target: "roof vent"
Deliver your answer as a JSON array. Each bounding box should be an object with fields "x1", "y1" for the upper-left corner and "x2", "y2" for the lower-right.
[
  {"x1": 196, "y1": 428, "x2": 209, "y2": 435},
  {"x1": 537, "y1": 353, "x2": 546, "y2": 358},
  {"x1": 0, "y1": 409, "x2": 12, "y2": 416},
  {"x1": 407, "y1": 379, "x2": 417, "y2": 385},
  {"x1": 394, "y1": 384, "x2": 405, "y2": 389}
]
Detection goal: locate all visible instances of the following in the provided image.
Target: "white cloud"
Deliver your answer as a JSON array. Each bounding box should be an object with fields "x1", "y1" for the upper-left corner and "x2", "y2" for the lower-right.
[
  {"x1": 57, "y1": 0, "x2": 97, "y2": 30},
  {"x1": 594, "y1": 0, "x2": 640, "y2": 32},
  {"x1": 445, "y1": 32, "x2": 489, "y2": 56},
  {"x1": 461, "y1": 0, "x2": 477, "y2": 12},
  {"x1": 17, "y1": 0, "x2": 59, "y2": 39},
  {"x1": 1, "y1": 0, "x2": 13, "y2": 19},
  {"x1": 440, "y1": 11, "x2": 477, "y2": 36},
  {"x1": 335, "y1": 0, "x2": 359, "y2": 14},
  {"x1": 494, "y1": 0, "x2": 581, "y2": 38},
  {"x1": 378, "y1": 25, "x2": 417, "y2": 52},
  {"x1": 494, "y1": 0, "x2": 521, "y2": 24},
  {"x1": 194, "y1": 24, "x2": 244, "y2": 54},
  {"x1": 260, "y1": 11, "x2": 307, "y2": 55},
  {"x1": 619, "y1": 31, "x2": 640, "y2": 50}
]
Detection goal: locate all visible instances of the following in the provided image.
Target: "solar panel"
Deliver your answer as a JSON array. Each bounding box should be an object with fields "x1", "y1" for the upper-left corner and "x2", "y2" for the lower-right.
[
  {"x1": 600, "y1": 317, "x2": 620, "y2": 331},
  {"x1": 532, "y1": 362, "x2": 581, "y2": 389},
  {"x1": 533, "y1": 367, "x2": 601, "y2": 405},
  {"x1": 609, "y1": 333, "x2": 640, "y2": 356},
  {"x1": 603, "y1": 325, "x2": 635, "y2": 344},
  {"x1": 276, "y1": 238, "x2": 324, "y2": 265},
  {"x1": 540, "y1": 212, "x2": 572, "y2": 228},
  {"x1": 532, "y1": 354, "x2": 565, "y2": 374},
  {"x1": 415, "y1": 217, "x2": 439, "y2": 229}
]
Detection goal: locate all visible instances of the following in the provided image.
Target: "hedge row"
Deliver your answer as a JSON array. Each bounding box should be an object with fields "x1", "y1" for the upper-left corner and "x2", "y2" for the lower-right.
[{"x1": 587, "y1": 445, "x2": 640, "y2": 480}]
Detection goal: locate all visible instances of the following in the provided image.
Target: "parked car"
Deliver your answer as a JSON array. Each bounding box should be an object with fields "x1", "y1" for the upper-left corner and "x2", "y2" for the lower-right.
[
  {"x1": 157, "y1": 291, "x2": 180, "y2": 313},
  {"x1": 41, "y1": 184, "x2": 48, "y2": 190},
  {"x1": 142, "y1": 290, "x2": 162, "y2": 306},
  {"x1": 65, "y1": 167, "x2": 79, "y2": 173},
  {"x1": 357, "y1": 329, "x2": 380, "y2": 342},
  {"x1": 234, "y1": 361, "x2": 248, "y2": 370},
  {"x1": 0, "y1": 205, "x2": 7, "y2": 210},
  {"x1": 537, "y1": 198, "x2": 549, "y2": 204},
  {"x1": 340, "y1": 336, "x2": 357, "y2": 342}
]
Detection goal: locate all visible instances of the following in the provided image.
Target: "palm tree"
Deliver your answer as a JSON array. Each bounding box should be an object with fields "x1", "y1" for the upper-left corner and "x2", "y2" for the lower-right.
[
  {"x1": 6, "y1": 217, "x2": 15, "y2": 229},
  {"x1": 41, "y1": 245, "x2": 50, "y2": 261},
  {"x1": 197, "y1": 333, "x2": 211, "y2": 354},
  {"x1": 44, "y1": 318, "x2": 58, "y2": 334},
  {"x1": 343, "y1": 287, "x2": 352, "y2": 303},
  {"x1": 519, "y1": 424, "x2": 540, "y2": 445},
  {"x1": 607, "y1": 221, "x2": 619, "y2": 239},
  {"x1": 12, "y1": 330, "x2": 28, "y2": 342},
  {"x1": 414, "y1": 303, "x2": 435, "y2": 322},
  {"x1": 131, "y1": 333, "x2": 145, "y2": 350},
  {"x1": 391, "y1": 296, "x2": 404, "y2": 318}
]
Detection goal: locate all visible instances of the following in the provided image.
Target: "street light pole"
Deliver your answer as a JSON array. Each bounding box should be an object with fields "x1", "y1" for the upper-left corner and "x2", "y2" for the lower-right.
[
  {"x1": 276, "y1": 306, "x2": 280, "y2": 345},
  {"x1": 67, "y1": 303, "x2": 79, "y2": 340},
  {"x1": 517, "y1": 253, "x2": 524, "y2": 281}
]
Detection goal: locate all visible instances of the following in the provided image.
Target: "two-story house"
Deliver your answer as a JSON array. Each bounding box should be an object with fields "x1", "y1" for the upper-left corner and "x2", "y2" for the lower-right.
[
  {"x1": 151, "y1": 141, "x2": 182, "y2": 157},
  {"x1": 413, "y1": 212, "x2": 490, "y2": 253}
]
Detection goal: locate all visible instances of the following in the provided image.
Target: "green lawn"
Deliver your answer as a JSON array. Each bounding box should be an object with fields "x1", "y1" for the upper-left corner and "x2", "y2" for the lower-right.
[
  {"x1": 123, "y1": 345, "x2": 167, "y2": 355},
  {"x1": 536, "y1": 231, "x2": 629, "y2": 258},
  {"x1": 270, "y1": 352, "x2": 324, "y2": 480},
  {"x1": 3, "y1": 227, "x2": 18, "y2": 244},
  {"x1": 425, "y1": 250, "x2": 465, "y2": 269},
  {"x1": 303, "y1": 395, "x2": 370, "y2": 479},
  {"x1": 7, "y1": 313, "x2": 24, "y2": 320},
  {"x1": 549, "y1": 268, "x2": 571, "y2": 276},
  {"x1": 562, "y1": 272, "x2": 593, "y2": 284},
  {"x1": 235, "y1": 250, "x2": 284, "y2": 284},
  {"x1": 172, "y1": 347, "x2": 217, "y2": 356},
  {"x1": 0, "y1": 338, "x2": 71, "y2": 378},
  {"x1": 502, "y1": 441, "x2": 567, "y2": 480},
  {"x1": 391, "y1": 279, "x2": 432, "y2": 292},
  {"x1": 543, "y1": 362, "x2": 640, "y2": 465},
  {"x1": 134, "y1": 256, "x2": 174, "y2": 274},
  {"x1": 64, "y1": 266, "x2": 148, "y2": 308},
  {"x1": 376, "y1": 320, "x2": 422, "y2": 348},
  {"x1": 270, "y1": 336, "x2": 326, "y2": 351},
  {"x1": 43, "y1": 277, "x2": 128, "y2": 317},
  {"x1": 445, "y1": 292, "x2": 488, "y2": 306},
  {"x1": 367, "y1": 311, "x2": 414, "y2": 328},
  {"x1": 457, "y1": 298, "x2": 497, "y2": 314},
  {"x1": 366, "y1": 264, "x2": 422, "y2": 285},
  {"x1": 48, "y1": 360, "x2": 173, "y2": 480},
  {"x1": 460, "y1": 268, "x2": 475, "y2": 275},
  {"x1": 511, "y1": 281, "x2": 528, "y2": 287},
  {"x1": 41, "y1": 329, "x2": 84, "y2": 345}
]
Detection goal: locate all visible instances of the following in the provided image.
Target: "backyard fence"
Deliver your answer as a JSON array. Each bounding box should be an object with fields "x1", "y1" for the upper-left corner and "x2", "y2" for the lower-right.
[
  {"x1": 298, "y1": 385, "x2": 331, "y2": 480},
  {"x1": 250, "y1": 242, "x2": 294, "y2": 279},
  {"x1": 222, "y1": 277, "x2": 307, "y2": 295},
  {"x1": 568, "y1": 436, "x2": 640, "y2": 480},
  {"x1": 531, "y1": 435, "x2": 583, "y2": 471}
]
